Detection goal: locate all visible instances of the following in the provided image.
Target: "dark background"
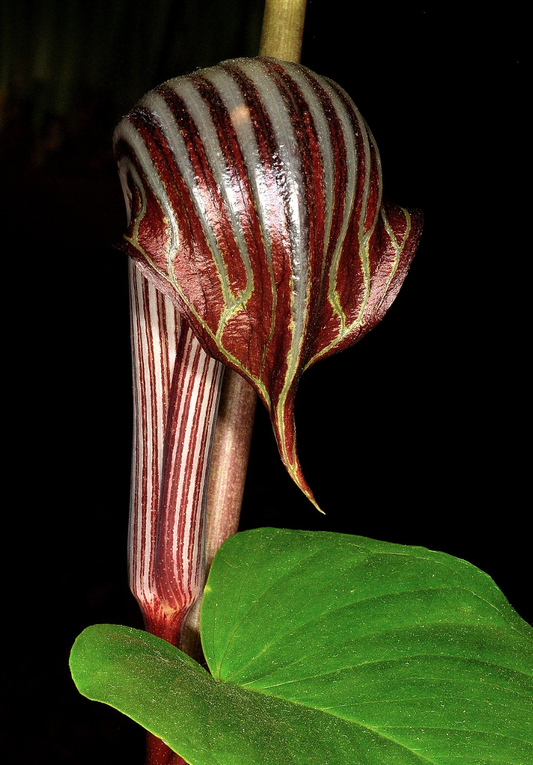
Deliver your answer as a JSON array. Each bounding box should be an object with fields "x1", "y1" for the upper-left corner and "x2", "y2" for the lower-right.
[{"x1": 2, "y1": 1, "x2": 528, "y2": 763}]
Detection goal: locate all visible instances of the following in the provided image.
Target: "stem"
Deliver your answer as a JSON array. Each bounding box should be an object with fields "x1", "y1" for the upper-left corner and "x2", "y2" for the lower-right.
[
  {"x1": 259, "y1": 0, "x2": 308, "y2": 62},
  {"x1": 205, "y1": 372, "x2": 258, "y2": 573}
]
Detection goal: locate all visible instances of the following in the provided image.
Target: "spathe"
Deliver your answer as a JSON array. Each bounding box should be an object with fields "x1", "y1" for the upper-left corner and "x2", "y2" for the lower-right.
[{"x1": 114, "y1": 56, "x2": 423, "y2": 507}]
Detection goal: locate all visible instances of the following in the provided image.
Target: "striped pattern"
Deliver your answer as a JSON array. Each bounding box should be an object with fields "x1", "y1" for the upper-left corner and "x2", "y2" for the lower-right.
[
  {"x1": 115, "y1": 56, "x2": 423, "y2": 506},
  {"x1": 128, "y1": 262, "x2": 223, "y2": 644}
]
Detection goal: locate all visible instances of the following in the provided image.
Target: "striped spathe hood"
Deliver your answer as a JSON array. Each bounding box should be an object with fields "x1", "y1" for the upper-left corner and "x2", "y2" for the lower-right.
[{"x1": 114, "y1": 56, "x2": 423, "y2": 507}]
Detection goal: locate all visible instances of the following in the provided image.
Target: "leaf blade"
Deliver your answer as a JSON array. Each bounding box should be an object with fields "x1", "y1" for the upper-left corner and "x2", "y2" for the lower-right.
[
  {"x1": 70, "y1": 624, "x2": 430, "y2": 765},
  {"x1": 71, "y1": 530, "x2": 533, "y2": 764},
  {"x1": 202, "y1": 529, "x2": 533, "y2": 763}
]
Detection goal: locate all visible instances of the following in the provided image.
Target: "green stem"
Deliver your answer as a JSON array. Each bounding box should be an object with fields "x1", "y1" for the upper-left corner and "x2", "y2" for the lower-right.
[{"x1": 259, "y1": 0, "x2": 308, "y2": 62}]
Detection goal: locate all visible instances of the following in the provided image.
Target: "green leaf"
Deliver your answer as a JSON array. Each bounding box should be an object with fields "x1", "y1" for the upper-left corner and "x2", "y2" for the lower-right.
[{"x1": 70, "y1": 529, "x2": 533, "y2": 764}]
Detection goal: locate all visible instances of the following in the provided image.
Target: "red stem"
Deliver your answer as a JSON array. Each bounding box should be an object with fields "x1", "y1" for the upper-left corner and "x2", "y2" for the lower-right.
[{"x1": 205, "y1": 370, "x2": 257, "y2": 572}]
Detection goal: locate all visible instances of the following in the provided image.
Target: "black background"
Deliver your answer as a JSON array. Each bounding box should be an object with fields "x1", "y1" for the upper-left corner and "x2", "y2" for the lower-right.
[{"x1": 3, "y1": 2, "x2": 528, "y2": 763}]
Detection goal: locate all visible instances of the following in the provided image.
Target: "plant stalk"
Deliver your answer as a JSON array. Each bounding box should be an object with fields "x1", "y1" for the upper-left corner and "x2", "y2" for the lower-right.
[
  {"x1": 205, "y1": 371, "x2": 258, "y2": 573},
  {"x1": 259, "y1": 0, "x2": 308, "y2": 61}
]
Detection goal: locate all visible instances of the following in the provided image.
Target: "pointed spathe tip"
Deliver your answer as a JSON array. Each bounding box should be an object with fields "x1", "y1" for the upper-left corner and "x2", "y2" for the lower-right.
[
  {"x1": 269, "y1": 394, "x2": 325, "y2": 513},
  {"x1": 284, "y1": 453, "x2": 325, "y2": 515}
]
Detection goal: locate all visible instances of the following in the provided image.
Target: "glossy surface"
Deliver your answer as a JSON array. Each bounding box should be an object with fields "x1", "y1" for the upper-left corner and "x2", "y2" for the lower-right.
[{"x1": 114, "y1": 57, "x2": 423, "y2": 505}]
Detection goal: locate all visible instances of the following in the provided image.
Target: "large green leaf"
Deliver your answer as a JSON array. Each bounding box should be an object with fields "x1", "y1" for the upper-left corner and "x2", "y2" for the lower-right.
[{"x1": 70, "y1": 529, "x2": 533, "y2": 764}]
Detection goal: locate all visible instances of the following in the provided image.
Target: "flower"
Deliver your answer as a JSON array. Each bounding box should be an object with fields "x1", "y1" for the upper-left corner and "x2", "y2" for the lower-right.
[{"x1": 114, "y1": 56, "x2": 423, "y2": 508}]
